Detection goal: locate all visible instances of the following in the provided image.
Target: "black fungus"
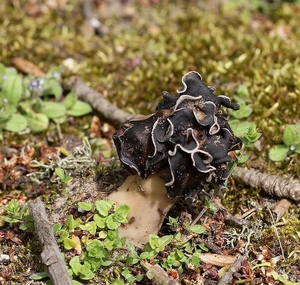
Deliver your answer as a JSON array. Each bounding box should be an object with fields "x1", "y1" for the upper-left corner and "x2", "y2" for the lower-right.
[{"x1": 113, "y1": 71, "x2": 242, "y2": 199}]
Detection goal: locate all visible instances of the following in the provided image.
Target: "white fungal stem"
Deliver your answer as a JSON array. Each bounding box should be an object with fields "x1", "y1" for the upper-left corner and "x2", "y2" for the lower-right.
[{"x1": 107, "y1": 174, "x2": 177, "y2": 248}]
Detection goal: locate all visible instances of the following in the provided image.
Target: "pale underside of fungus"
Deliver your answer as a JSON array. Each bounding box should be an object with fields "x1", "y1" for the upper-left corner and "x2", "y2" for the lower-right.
[{"x1": 107, "y1": 71, "x2": 242, "y2": 247}]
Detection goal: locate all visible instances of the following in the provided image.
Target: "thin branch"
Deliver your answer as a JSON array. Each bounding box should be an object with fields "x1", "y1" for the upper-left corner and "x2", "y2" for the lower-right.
[
  {"x1": 191, "y1": 198, "x2": 251, "y2": 227},
  {"x1": 232, "y1": 166, "x2": 300, "y2": 201},
  {"x1": 29, "y1": 200, "x2": 72, "y2": 285},
  {"x1": 218, "y1": 254, "x2": 248, "y2": 285},
  {"x1": 65, "y1": 76, "x2": 133, "y2": 125},
  {"x1": 267, "y1": 206, "x2": 285, "y2": 261}
]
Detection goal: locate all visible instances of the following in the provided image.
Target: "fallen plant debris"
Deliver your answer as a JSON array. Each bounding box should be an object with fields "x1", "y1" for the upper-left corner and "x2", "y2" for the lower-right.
[
  {"x1": 273, "y1": 198, "x2": 292, "y2": 222},
  {"x1": 140, "y1": 260, "x2": 180, "y2": 285},
  {"x1": 218, "y1": 254, "x2": 248, "y2": 285},
  {"x1": 1, "y1": 1, "x2": 300, "y2": 284},
  {"x1": 232, "y1": 166, "x2": 300, "y2": 201},
  {"x1": 29, "y1": 199, "x2": 72, "y2": 285},
  {"x1": 66, "y1": 76, "x2": 132, "y2": 125}
]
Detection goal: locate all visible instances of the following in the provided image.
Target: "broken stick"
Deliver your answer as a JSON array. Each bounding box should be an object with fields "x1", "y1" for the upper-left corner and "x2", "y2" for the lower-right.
[
  {"x1": 65, "y1": 76, "x2": 133, "y2": 125},
  {"x1": 29, "y1": 200, "x2": 72, "y2": 285},
  {"x1": 233, "y1": 166, "x2": 300, "y2": 201}
]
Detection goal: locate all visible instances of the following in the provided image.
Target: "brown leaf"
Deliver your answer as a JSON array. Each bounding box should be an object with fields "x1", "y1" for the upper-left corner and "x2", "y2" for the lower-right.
[
  {"x1": 12, "y1": 57, "x2": 45, "y2": 76},
  {"x1": 273, "y1": 198, "x2": 292, "y2": 222},
  {"x1": 71, "y1": 235, "x2": 81, "y2": 255},
  {"x1": 198, "y1": 253, "x2": 237, "y2": 267}
]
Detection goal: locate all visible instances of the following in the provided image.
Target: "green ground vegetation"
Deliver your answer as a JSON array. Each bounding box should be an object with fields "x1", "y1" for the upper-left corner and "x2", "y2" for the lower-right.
[{"x1": 1, "y1": 0, "x2": 300, "y2": 284}]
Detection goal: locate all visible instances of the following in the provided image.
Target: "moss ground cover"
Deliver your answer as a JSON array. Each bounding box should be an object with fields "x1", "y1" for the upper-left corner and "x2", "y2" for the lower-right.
[{"x1": 0, "y1": 1, "x2": 300, "y2": 284}]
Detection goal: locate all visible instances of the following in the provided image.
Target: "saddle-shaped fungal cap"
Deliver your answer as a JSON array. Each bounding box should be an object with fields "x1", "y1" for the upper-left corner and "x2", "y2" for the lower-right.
[{"x1": 113, "y1": 71, "x2": 242, "y2": 199}]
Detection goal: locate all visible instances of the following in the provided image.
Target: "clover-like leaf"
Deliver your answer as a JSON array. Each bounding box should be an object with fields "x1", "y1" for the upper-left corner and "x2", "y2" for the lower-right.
[
  {"x1": 114, "y1": 204, "x2": 130, "y2": 223},
  {"x1": 95, "y1": 200, "x2": 113, "y2": 217},
  {"x1": 65, "y1": 214, "x2": 81, "y2": 231},
  {"x1": 93, "y1": 214, "x2": 107, "y2": 228},
  {"x1": 190, "y1": 224, "x2": 206, "y2": 234},
  {"x1": 236, "y1": 84, "x2": 250, "y2": 101},
  {"x1": 106, "y1": 215, "x2": 119, "y2": 230},
  {"x1": 78, "y1": 201, "x2": 94, "y2": 212},
  {"x1": 55, "y1": 167, "x2": 72, "y2": 183},
  {"x1": 80, "y1": 221, "x2": 97, "y2": 235}
]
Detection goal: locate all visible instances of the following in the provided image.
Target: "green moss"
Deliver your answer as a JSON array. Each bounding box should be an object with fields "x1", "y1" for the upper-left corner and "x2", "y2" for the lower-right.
[{"x1": 1, "y1": 1, "x2": 300, "y2": 282}]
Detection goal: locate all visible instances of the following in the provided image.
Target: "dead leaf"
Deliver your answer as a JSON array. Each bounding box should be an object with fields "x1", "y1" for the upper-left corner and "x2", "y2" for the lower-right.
[
  {"x1": 12, "y1": 57, "x2": 45, "y2": 76},
  {"x1": 273, "y1": 198, "x2": 292, "y2": 222},
  {"x1": 198, "y1": 253, "x2": 237, "y2": 267},
  {"x1": 71, "y1": 235, "x2": 81, "y2": 255}
]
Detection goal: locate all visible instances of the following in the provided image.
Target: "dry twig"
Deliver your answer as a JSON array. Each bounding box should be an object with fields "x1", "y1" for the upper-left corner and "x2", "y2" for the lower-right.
[
  {"x1": 232, "y1": 166, "x2": 300, "y2": 201},
  {"x1": 29, "y1": 200, "x2": 72, "y2": 285},
  {"x1": 218, "y1": 254, "x2": 248, "y2": 285},
  {"x1": 65, "y1": 76, "x2": 133, "y2": 125}
]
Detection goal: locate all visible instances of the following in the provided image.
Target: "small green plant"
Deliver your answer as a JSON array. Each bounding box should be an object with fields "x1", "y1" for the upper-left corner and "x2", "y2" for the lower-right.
[
  {"x1": 3, "y1": 199, "x2": 33, "y2": 230},
  {"x1": 228, "y1": 123, "x2": 261, "y2": 174},
  {"x1": 229, "y1": 84, "x2": 255, "y2": 137},
  {"x1": 268, "y1": 124, "x2": 300, "y2": 162},
  {"x1": 140, "y1": 234, "x2": 173, "y2": 259},
  {"x1": 53, "y1": 200, "x2": 142, "y2": 284},
  {"x1": 0, "y1": 63, "x2": 92, "y2": 136},
  {"x1": 53, "y1": 199, "x2": 209, "y2": 284}
]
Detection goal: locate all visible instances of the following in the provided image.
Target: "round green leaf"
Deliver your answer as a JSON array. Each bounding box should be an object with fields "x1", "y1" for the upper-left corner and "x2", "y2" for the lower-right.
[
  {"x1": 67, "y1": 100, "x2": 92, "y2": 116},
  {"x1": 78, "y1": 201, "x2": 94, "y2": 212},
  {"x1": 25, "y1": 113, "x2": 49, "y2": 132},
  {"x1": 39, "y1": 101, "x2": 66, "y2": 119},
  {"x1": 229, "y1": 120, "x2": 253, "y2": 137},
  {"x1": 268, "y1": 145, "x2": 289, "y2": 162},
  {"x1": 5, "y1": 113, "x2": 27, "y2": 132},
  {"x1": 95, "y1": 200, "x2": 113, "y2": 217},
  {"x1": 190, "y1": 224, "x2": 206, "y2": 234},
  {"x1": 283, "y1": 124, "x2": 300, "y2": 147},
  {"x1": 106, "y1": 215, "x2": 119, "y2": 230},
  {"x1": 93, "y1": 213, "x2": 107, "y2": 228}
]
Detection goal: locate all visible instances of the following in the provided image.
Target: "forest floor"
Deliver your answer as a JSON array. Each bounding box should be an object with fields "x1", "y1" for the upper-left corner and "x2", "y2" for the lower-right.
[{"x1": 0, "y1": 1, "x2": 300, "y2": 284}]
